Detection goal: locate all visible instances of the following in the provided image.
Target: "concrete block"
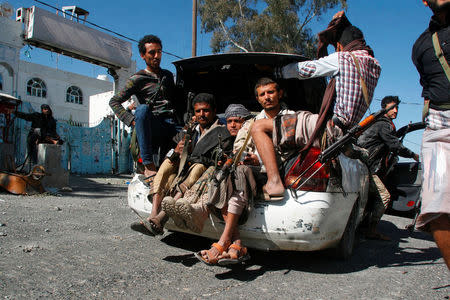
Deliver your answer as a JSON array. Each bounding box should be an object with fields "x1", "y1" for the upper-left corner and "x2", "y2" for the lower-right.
[{"x1": 37, "y1": 144, "x2": 69, "y2": 188}]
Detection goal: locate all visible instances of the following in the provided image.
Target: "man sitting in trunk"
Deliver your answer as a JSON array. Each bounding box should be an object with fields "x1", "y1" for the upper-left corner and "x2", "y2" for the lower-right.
[
  {"x1": 251, "y1": 11, "x2": 381, "y2": 200},
  {"x1": 135, "y1": 93, "x2": 234, "y2": 235}
]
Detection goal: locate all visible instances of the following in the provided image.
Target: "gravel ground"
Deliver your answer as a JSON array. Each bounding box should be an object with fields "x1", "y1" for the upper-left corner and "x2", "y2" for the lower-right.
[{"x1": 0, "y1": 174, "x2": 448, "y2": 299}]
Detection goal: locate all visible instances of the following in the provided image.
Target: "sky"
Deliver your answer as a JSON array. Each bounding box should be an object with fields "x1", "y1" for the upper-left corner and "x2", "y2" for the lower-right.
[{"x1": 11, "y1": 0, "x2": 433, "y2": 157}]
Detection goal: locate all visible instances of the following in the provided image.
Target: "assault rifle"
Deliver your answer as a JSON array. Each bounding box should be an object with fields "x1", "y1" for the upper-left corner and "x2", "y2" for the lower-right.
[
  {"x1": 288, "y1": 102, "x2": 399, "y2": 191},
  {"x1": 177, "y1": 119, "x2": 198, "y2": 175}
]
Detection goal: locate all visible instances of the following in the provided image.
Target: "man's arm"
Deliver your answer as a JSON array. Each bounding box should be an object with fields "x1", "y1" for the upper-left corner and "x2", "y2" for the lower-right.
[
  {"x1": 276, "y1": 52, "x2": 340, "y2": 80},
  {"x1": 109, "y1": 78, "x2": 138, "y2": 127},
  {"x1": 379, "y1": 122, "x2": 418, "y2": 161},
  {"x1": 15, "y1": 111, "x2": 35, "y2": 122}
]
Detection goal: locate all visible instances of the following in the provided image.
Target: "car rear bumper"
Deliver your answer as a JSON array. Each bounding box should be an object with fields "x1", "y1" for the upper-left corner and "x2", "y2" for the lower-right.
[{"x1": 128, "y1": 174, "x2": 362, "y2": 251}]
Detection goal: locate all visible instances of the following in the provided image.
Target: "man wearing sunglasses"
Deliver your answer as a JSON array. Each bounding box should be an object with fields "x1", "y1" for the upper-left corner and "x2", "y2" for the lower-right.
[{"x1": 109, "y1": 35, "x2": 179, "y2": 179}]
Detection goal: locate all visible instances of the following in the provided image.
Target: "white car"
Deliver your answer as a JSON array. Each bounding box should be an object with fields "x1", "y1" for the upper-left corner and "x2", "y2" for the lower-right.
[{"x1": 128, "y1": 53, "x2": 370, "y2": 259}]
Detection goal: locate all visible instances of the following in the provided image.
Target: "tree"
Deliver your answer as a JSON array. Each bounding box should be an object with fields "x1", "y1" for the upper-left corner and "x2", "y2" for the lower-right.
[{"x1": 198, "y1": 0, "x2": 347, "y2": 57}]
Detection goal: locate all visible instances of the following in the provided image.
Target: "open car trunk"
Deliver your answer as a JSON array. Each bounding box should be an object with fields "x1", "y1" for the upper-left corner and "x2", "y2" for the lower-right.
[
  {"x1": 129, "y1": 52, "x2": 370, "y2": 257},
  {"x1": 173, "y1": 52, "x2": 326, "y2": 119}
]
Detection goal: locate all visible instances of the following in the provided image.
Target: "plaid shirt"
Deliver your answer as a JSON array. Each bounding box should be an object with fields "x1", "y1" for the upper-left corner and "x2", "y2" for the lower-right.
[{"x1": 277, "y1": 50, "x2": 381, "y2": 127}]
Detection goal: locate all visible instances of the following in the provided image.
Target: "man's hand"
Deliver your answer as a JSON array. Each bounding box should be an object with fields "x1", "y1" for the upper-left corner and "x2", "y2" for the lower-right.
[
  {"x1": 174, "y1": 140, "x2": 185, "y2": 154},
  {"x1": 332, "y1": 10, "x2": 345, "y2": 20},
  {"x1": 240, "y1": 152, "x2": 260, "y2": 166},
  {"x1": 413, "y1": 153, "x2": 420, "y2": 162}
]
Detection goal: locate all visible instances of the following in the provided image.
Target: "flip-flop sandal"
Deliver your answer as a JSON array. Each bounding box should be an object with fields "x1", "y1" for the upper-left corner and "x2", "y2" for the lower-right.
[
  {"x1": 218, "y1": 244, "x2": 250, "y2": 266},
  {"x1": 262, "y1": 185, "x2": 284, "y2": 201},
  {"x1": 130, "y1": 208, "x2": 157, "y2": 235},
  {"x1": 194, "y1": 242, "x2": 226, "y2": 266},
  {"x1": 130, "y1": 208, "x2": 164, "y2": 236}
]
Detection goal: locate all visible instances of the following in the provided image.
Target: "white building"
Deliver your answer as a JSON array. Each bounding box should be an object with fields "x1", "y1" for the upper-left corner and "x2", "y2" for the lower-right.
[{"x1": 0, "y1": 3, "x2": 134, "y2": 126}]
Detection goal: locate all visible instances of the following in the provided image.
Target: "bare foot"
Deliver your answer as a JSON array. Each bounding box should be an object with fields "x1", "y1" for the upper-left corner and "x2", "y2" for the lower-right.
[{"x1": 262, "y1": 182, "x2": 285, "y2": 197}]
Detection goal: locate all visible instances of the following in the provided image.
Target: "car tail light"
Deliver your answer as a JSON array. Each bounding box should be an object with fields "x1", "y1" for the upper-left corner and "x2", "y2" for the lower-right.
[
  {"x1": 407, "y1": 201, "x2": 415, "y2": 207},
  {"x1": 284, "y1": 147, "x2": 330, "y2": 192}
]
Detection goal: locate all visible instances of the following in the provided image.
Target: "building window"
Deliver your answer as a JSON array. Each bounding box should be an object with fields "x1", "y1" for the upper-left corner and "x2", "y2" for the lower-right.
[
  {"x1": 66, "y1": 86, "x2": 83, "y2": 105},
  {"x1": 26, "y1": 78, "x2": 47, "y2": 98}
]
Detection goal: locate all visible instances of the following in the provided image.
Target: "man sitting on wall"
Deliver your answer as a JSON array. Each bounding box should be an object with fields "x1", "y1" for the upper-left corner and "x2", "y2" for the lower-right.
[{"x1": 15, "y1": 104, "x2": 63, "y2": 164}]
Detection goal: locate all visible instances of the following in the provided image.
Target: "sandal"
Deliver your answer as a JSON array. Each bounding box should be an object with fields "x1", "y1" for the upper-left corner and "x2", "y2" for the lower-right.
[
  {"x1": 130, "y1": 208, "x2": 165, "y2": 236},
  {"x1": 262, "y1": 185, "x2": 284, "y2": 201},
  {"x1": 194, "y1": 242, "x2": 228, "y2": 266},
  {"x1": 218, "y1": 243, "x2": 250, "y2": 266}
]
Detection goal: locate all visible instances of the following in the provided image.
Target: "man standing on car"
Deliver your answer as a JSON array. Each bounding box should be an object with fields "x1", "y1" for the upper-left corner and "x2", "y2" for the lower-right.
[
  {"x1": 109, "y1": 35, "x2": 178, "y2": 179},
  {"x1": 412, "y1": 0, "x2": 450, "y2": 269},
  {"x1": 357, "y1": 96, "x2": 419, "y2": 240},
  {"x1": 251, "y1": 11, "x2": 381, "y2": 200}
]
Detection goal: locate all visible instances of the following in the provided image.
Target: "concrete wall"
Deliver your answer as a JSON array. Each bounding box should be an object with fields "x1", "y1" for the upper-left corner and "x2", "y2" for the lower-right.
[
  {"x1": 0, "y1": 13, "x2": 135, "y2": 127},
  {"x1": 16, "y1": 60, "x2": 113, "y2": 125}
]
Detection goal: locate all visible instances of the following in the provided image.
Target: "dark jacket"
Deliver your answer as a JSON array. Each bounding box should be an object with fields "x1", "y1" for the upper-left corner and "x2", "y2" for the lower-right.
[
  {"x1": 16, "y1": 111, "x2": 58, "y2": 139},
  {"x1": 173, "y1": 119, "x2": 234, "y2": 168},
  {"x1": 412, "y1": 14, "x2": 450, "y2": 110},
  {"x1": 109, "y1": 68, "x2": 178, "y2": 126},
  {"x1": 357, "y1": 116, "x2": 416, "y2": 176}
]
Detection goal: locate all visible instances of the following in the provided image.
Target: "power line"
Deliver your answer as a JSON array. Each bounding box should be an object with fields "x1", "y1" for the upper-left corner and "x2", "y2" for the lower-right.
[
  {"x1": 372, "y1": 98, "x2": 422, "y2": 106},
  {"x1": 33, "y1": 0, "x2": 184, "y2": 60}
]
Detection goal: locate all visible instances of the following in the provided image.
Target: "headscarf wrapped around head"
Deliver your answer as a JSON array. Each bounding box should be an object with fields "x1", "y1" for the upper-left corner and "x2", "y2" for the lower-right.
[
  {"x1": 316, "y1": 11, "x2": 352, "y2": 58},
  {"x1": 224, "y1": 104, "x2": 251, "y2": 120}
]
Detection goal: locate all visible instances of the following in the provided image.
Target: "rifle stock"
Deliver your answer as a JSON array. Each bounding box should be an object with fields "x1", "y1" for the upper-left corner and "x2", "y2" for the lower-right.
[
  {"x1": 289, "y1": 102, "x2": 399, "y2": 190},
  {"x1": 318, "y1": 102, "x2": 398, "y2": 163}
]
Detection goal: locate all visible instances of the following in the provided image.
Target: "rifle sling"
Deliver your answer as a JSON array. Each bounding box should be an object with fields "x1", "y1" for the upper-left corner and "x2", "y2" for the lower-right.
[
  {"x1": 432, "y1": 32, "x2": 450, "y2": 82},
  {"x1": 232, "y1": 119, "x2": 255, "y2": 167},
  {"x1": 350, "y1": 53, "x2": 370, "y2": 107}
]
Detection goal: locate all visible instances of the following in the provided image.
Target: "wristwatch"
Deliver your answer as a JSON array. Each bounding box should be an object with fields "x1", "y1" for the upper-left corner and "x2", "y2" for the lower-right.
[{"x1": 166, "y1": 148, "x2": 180, "y2": 162}]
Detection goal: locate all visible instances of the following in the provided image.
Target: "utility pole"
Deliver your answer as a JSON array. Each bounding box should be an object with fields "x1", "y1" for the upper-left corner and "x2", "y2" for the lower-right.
[{"x1": 192, "y1": 0, "x2": 197, "y2": 57}]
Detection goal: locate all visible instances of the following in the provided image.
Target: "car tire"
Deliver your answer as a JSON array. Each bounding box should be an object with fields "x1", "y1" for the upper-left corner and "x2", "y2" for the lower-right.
[{"x1": 334, "y1": 197, "x2": 359, "y2": 260}]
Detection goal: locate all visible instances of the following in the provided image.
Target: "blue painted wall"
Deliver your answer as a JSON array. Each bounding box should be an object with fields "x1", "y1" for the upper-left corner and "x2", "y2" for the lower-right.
[{"x1": 14, "y1": 102, "x2": 132, "y2": 174}]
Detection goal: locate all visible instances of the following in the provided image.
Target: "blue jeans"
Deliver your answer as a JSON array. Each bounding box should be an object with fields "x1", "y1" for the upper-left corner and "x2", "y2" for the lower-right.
[{"x1": 134, "y1": 104, "x2": 177, "y2": 165}]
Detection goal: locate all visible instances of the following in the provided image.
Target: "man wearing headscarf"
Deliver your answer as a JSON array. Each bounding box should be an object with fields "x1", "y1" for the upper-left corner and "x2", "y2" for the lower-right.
[
  {"x1": 185, "y1": 80, "x2": 294, "y2": 265},
  {"x1": 15, "y1": 104, "x2": 62, "y2": 163},
  {"x1": 165, "y1": 103, "x2": 254, "y2": 265}
]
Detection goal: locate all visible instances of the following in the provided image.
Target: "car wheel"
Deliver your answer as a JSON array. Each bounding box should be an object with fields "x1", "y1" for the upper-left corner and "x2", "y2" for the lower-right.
[{"x1": 334, "y1": 197, "x2": 359, "y2": 260}]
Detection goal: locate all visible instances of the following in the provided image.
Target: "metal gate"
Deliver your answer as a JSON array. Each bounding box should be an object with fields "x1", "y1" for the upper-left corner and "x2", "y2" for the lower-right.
[{"x1": 14, "y1": 102, "x2": 132, "y2": 174}]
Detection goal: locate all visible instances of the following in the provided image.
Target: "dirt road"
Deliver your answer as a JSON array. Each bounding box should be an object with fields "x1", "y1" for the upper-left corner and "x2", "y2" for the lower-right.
[{"x1": 0, "y1": 175, "x2": 448, "y2": 299}]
